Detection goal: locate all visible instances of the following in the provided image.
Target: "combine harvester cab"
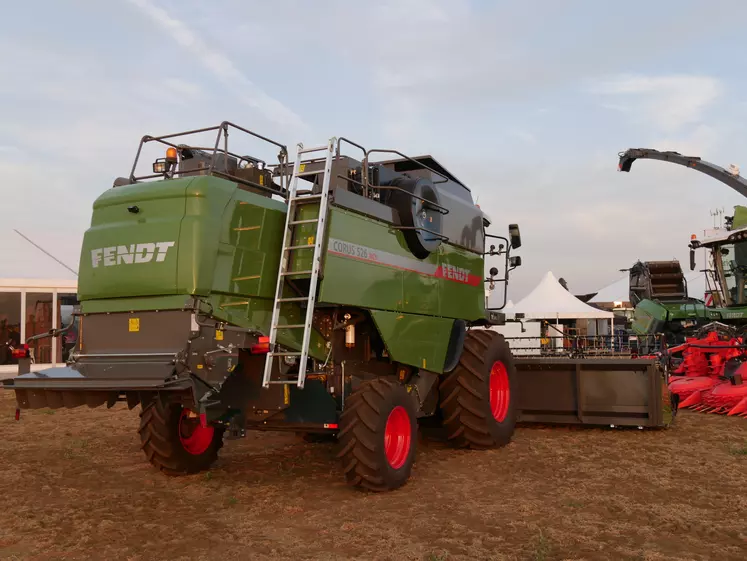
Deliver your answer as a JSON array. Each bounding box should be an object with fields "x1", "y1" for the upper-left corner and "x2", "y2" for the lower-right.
[{"x1": 4, "y1": 122, "x2": 526, "y2": 490}]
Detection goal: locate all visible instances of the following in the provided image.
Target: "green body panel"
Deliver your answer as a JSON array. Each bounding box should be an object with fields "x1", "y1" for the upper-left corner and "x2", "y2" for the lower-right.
[
  {"x1": 79, "y1": 178, "x2": 192, "y2": 299},
  {"x1": 369, "y1": 310, "x2": 453, "y2": 373},
  {"x1": 290, "y1": 203, "x2": 319, "y2": 275},
  {"x1": 631, "y1": 298, "x2": 747, "y2": 336},
  {"x1": 79, "y1": 176, "x2": 288, "y2": 300},
  {"x1": 318, "y1": 207, "x2": 484, "y2": 320},
  {"x1": 631, "y1": 299, "x2": 707, "y2": 335},
  {"x1": 77, "y1": 176, "x2": 326, "y2": 360}
]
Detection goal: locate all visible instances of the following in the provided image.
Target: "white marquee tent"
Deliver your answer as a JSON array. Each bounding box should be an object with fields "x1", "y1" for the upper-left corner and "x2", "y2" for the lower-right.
[{"x1": 507, "y1": 271, "x2": 614, "y2": 320}]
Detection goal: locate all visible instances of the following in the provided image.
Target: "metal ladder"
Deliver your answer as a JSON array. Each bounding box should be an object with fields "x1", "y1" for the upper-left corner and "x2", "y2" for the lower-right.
[{"x1": 262, "y1": 137, "x2": 336, "y2": 389}]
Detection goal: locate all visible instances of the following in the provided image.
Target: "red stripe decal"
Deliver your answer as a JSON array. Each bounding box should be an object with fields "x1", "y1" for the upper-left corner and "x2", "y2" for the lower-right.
[{"x1": 327, "y1": 238, "x2": 481, "y2": 287}]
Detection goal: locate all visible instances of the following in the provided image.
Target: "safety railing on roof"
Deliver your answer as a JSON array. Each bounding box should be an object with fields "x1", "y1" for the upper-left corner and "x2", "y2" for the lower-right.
[{"x1": 126, "y1": 121, "x2": 290, "y2": 198}]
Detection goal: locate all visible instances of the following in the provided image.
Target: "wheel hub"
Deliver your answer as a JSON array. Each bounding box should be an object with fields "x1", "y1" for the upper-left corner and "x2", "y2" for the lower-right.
[
  {"x1": 384, "y1": 405, "x2": 411, "y2": 469},
  {"x1": 489, "y1": 361, "x2": 510, "y2": 422},
  {"x1": 178, "y1": 408, "x2": 214, "y2": 455}
]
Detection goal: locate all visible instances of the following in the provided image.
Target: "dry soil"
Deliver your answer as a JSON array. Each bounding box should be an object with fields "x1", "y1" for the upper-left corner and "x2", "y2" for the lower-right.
[{"x1": 0, "y1": 391, "x2": 745, "y2": 561}]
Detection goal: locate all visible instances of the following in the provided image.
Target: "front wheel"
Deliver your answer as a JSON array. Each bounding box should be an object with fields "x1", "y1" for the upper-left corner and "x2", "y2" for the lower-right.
[
  {"x1": 438, "y1": 330, "x2": 517, "y2": 448},
  {"x1": 336, "y1": 379, "x2": 418, "y2": 491},
  {"x1": 139, "y1": 400, "x2": 225, "y2": 475}
]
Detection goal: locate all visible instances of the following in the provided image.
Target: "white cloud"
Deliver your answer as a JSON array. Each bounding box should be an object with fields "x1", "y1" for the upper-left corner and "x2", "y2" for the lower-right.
[
  {"x1": 124, "y1": 0, "x2": 306, "y2": 132},
  {"x1": 589, "y1": 74, "x2": 723, "y2": 132},
  {"x1": 508, "y1": 129, "x2": 536, "y2": 144},
  {"x1": 650, "y1": 123, "x2": 722, "y2": 157}
]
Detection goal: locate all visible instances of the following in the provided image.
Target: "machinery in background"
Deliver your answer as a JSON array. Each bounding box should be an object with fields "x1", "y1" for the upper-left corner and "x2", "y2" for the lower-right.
[{"x1": 619, "y1": 148, "x2": 747, "y2": 416}]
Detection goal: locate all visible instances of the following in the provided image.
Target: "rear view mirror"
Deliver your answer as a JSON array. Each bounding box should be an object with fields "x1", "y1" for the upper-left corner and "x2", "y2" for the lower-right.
[
  {"x1": 509, "y1": 256, "x2": 522, "y2": 268},
  {"x1": 689, "y1": 248, "x2": 696, "y2": 271},
  {"x1": 509, "y1": 224, "x2": 521, "y2": 249}
]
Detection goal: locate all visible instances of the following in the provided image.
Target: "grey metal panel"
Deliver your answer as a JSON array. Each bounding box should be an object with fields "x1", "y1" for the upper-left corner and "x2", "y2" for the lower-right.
[
  {"x1": 330, "y1": 187, "x2": 398, "y2": 224},
  {"x1": 80, "y1": 310, "x2": 191, "y2": 354},
  {"x1": 8, "y1": 362, "x2": 177, "y2": 390},
  {"x1": 514, "y1": 357, "x2": 669, "y2": 427}
]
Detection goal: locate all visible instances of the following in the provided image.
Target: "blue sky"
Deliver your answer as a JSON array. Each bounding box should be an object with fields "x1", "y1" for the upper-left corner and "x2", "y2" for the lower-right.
[{"x1": 2, "y1": 0, "x2": 747, "y2": 300}]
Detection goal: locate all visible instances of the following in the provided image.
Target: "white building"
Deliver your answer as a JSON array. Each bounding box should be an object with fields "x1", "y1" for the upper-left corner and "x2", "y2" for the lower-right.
[{"x1": 0, "y1": 278, "x2": 78, "y2": 372}]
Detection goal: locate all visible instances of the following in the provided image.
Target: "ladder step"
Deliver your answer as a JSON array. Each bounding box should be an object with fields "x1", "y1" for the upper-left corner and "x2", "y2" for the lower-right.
[
  {"x1": 289, "y1": 219, "x2": 319, "y2": 225},
  {"x1": 281, "y1": 270, "x2": 313, "y2": 276},
  {"x1": 274, "y1": 324, "x2": 306, "y2": 329},
  {"x1": 299, "y1": 145, "x2": 329, "y2": 154},
  {"x1": 277, "y1": 296, "x2": 308, "y2": 302},
  {"x1": 297, "y1": 170, "x2": 319, "y2": 178},
  {"x1": 290, "y1": 194, "x2": 322, "y2": 202},
  {"x1": 268, "y1": 372, "x2": 326, "y2": 384},
  {"x1": 269, "y1": 351, "x2": 302, "y2": 357},
  {"x1": 284, "y1": 244, "x2": 315, "y2": 251}
]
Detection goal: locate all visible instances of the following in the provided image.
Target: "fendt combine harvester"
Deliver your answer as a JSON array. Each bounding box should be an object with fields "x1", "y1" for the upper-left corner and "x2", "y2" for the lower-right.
[
  {"x1": 619, "y1": 148, "x2": 747, "y2": 417},
  {"x1": 4, "y1": 122, "x2": 524, "y2": 490},
  {"x1": 2, "y1": 123, "x2": 673, "y2": 492}
]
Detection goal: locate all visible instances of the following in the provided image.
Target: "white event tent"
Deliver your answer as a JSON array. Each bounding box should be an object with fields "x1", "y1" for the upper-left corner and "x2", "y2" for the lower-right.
[{"x1": 508, "y1": 271, "x2": 614, "y2": 321}]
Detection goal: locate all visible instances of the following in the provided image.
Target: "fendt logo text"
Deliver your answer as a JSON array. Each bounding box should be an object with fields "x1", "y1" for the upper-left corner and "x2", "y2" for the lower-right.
[
  {"x1": 440, "y1": 264, "x2": 470, "y2": 283},
  {"x1": 91, "y1": 241, "x2": 176, "y2": 268}
]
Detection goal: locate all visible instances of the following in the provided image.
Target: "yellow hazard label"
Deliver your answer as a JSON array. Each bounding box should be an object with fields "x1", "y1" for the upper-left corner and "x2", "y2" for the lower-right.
[
  {"x1": 284, "y1": 384, "x2": 290, "y2": 405},
  {"x1": 197, "y1": 364, "x2": 204, "y2": 369},
  {"x1": 215, "y1": 329, "x2": 224, "y2": 341},
  {"x1": 128, "y1": 318, "x2": 140, "y2": 332},
  {"x1": 422, "y1": 358, "x2": 427, "y2": 368},
  {"x1": 307, "y1": 236, "x2": 315, "y2": 245},
  {"x1": 299, "y1": 164, "x2": 306, "y2": 172},
  {"x1": 259, "y1": 175, "x2": 264, "y2": 185}
]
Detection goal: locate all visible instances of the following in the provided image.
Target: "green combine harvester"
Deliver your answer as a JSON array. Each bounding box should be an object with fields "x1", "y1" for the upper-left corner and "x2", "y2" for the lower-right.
[
  {"x1": 3, "y1": 122, "x2": 523, "y2": 491},
  {"x1": 619, "y1": 148, "x2": 747, "y2": 346}
]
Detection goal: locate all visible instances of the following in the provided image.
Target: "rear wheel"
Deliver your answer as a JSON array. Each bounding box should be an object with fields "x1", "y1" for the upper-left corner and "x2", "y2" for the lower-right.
[
  {"x1": 336, "y1": 378, "x2": 417, "y2": 491},
  {"x1": 139, "y1": 400, "x2": 225, "y2": 475},
  {"x1": 438, "y1": 330, "x2": 517, "y2": 448}
]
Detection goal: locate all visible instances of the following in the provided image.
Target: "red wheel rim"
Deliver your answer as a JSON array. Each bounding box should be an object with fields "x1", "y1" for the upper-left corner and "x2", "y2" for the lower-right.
[
  {"x1": 384, "y1": 406, "x2": 411, "y2": 469},
  {"x1": 178, "y1": 409, "x2": 214, "y2": 455},
  {"x1": 490, "y1": 361, "x2": 510, "y2": 422}
]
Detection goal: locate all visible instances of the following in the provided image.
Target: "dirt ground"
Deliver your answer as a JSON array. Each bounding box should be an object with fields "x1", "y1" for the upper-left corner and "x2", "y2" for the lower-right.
[{"x1": 0, "y1": 392, "x2": 745, "y2": 561}]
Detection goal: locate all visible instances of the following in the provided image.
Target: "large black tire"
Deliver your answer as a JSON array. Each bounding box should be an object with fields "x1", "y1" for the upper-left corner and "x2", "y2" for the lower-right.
[
  {"x1": 139, "y1": 400, "x2": 225, "y2": 475},
  {"x1": 438, "y1": 330, "x2": 517, "y2": 449},
  {"x1": 336, "y1": 378, "x2": 418, "y2": 491}
]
